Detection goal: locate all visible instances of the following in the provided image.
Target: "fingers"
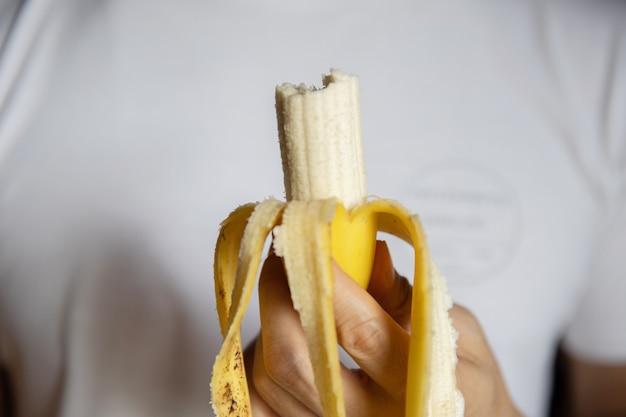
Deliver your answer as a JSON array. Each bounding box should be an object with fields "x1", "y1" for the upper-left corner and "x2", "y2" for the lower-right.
[
  {"x1": 367, "y1": 241, "x2": 413, "y2": 331},
  {"x1": 254, "y1": 252, "x2": 321, "y2": 416},
  {"x1": 449, "y1": 304, "x2": 522, "y2": 417},
  {"x1": 332, "y1": 260, "x2": 410, "y2": 402},
  {"x1": 252, "y1": 335, "x2": 319, "y2": 417},
  {"x1": 244, "y1": 340, "x2": 282, "y2": 417},
  {"x1": 449, "y1": 304, "x2": 494, "y2": 411},
  {"x1": 449, "y1": 304, "x2": 497, "y2": 369}
]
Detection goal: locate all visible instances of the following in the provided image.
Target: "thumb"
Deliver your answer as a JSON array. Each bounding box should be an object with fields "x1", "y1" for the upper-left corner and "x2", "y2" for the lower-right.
[{"x1": 367, "y1": 240, "x2": 413, "y2": 331}]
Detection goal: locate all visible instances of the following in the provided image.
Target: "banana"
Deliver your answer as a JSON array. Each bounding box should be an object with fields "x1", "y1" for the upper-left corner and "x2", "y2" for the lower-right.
[{"x1": 211, "y1": 69, "x2": 464, "y2": 417}]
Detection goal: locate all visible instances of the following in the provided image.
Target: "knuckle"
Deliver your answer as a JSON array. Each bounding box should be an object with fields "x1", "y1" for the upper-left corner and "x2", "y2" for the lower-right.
[
  {"x1": 451, "y1": 304, "x2": 482, "y2": 334},
  {"x1": 339, "y1": 316, "x2": 388, "y2": 358},
  {"x1": 252, "y1": 361, "x2": 279, "y2": 402},
  {"x1": 263, "y1": 343, "x2": 310, "y2": 391}
]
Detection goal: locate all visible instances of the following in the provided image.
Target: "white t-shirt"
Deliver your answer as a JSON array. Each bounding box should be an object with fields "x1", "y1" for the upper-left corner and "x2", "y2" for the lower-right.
[{"x1": 0, "y1": 1, "x2": 624, "y2": 416}]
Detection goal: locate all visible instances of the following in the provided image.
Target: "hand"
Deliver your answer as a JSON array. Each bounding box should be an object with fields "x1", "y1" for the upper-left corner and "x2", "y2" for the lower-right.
[{"x1": 245, "y1": 241, "x2": 523, "y2": 417}]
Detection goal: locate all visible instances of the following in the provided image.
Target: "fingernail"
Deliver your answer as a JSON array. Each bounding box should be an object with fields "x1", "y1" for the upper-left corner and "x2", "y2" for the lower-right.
[{"x1": 372, "y1": 240, "x2": 395, "y2": 288}]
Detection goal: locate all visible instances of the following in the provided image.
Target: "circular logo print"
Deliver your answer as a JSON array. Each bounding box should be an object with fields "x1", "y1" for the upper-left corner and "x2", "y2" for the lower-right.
[{"x1": 403, "y1": 160, "x2": 522, "y2": 285}]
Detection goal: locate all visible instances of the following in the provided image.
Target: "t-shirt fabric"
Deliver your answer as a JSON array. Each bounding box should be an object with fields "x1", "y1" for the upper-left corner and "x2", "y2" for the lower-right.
[{"x1": 0, "y1": 1, "x2": 625, "y2": 416}]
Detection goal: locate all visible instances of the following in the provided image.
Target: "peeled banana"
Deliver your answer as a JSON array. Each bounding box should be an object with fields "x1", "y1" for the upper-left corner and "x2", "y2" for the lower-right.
[{"x1": 211, "y1": 69, "x2": 464, "y2": 417}]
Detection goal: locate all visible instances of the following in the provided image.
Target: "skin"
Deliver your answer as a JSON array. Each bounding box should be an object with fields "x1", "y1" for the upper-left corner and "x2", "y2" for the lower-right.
[{"x1": 245, "y1": 241, "x2": 626, "y2": 417}]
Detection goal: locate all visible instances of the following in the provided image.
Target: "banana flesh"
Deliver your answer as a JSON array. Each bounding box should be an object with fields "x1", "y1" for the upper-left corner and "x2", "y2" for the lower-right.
[
  {"x1": 211, "y1": 70, "x2": 463, "y2": 417},
  {"x1": 276, "y1": 72, "x2": 376, "y2": 288}
]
